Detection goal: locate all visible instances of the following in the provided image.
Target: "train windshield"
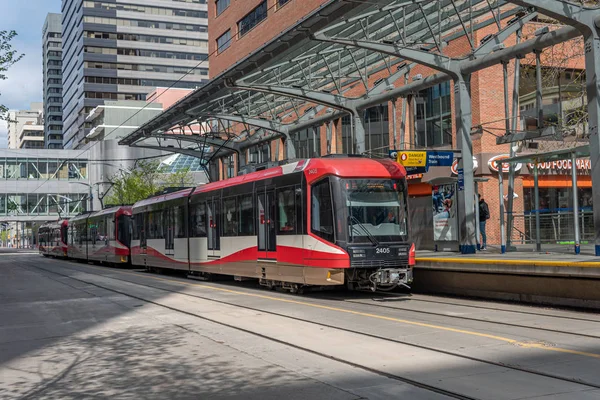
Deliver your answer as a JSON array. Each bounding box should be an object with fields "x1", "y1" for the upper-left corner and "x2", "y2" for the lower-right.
[{"x1": 343, "y1": 179, "x2": 408, "y2": 243}]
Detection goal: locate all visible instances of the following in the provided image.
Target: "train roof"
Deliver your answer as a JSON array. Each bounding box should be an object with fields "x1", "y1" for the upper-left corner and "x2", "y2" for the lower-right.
[
  {"x1": 88, "y1": 205, "x2": 133, "y2": 219},
  {"x1": 132, "y1": 188, "x2": 194, "y2": 209},
  {"x1": 40, "y1": 220, "x2": 69, "y2": 228},
  {"x1": 131, "y1": 157, "x2": 407, "y2": 209},
  {"x1": 69, "y1": 212, "x2": 93, "y2": 223}
]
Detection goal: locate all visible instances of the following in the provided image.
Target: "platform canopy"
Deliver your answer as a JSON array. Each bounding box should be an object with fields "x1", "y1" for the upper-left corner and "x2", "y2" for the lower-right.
[
  {"x1": 501, "y1": 145, "x2": 590, "y2": 165},
  {"x1": 119, "y1": 0, "x2": 582, "y2": 177}
]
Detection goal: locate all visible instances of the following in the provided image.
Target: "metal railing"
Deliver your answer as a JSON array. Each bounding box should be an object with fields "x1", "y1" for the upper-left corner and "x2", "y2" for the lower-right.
[{"x1": 509, "y1": 210, "x2": 593, "y2": 244}]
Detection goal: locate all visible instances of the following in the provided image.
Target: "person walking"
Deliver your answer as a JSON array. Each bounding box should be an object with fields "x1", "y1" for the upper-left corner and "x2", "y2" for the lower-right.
[{"x1": 479, "y1": 197, "x2": 490, "y2": 250}]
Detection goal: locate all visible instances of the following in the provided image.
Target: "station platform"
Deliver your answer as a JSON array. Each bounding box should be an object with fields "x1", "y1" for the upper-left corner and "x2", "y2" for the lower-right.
[{"x1": 414, "y1": 246, "x2": 600, "y2": 309}]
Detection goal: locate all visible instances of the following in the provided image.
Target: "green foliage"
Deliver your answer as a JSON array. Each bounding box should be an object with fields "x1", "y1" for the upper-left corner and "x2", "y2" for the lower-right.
[
  {"x1": 0, "y1": 30, "x2": 24, "y2": 121},
  {"x1": 1, "y1": 230, "x2": 8, "y2": 243},
  {"x1": 103, "y1": 160, "x2": 195, "y2": 206}
]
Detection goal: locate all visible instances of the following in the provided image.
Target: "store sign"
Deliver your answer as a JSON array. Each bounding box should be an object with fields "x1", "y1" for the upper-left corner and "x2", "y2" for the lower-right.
[
  {"x1": 488, "y1": 154, "x2": 522, "y2": 173},
  {"x1": 527, "y1": 159, "x2": 591, "y2": 172},
  {"x1": 451, "y1": 157, "x2": 478, "y2": 175}
]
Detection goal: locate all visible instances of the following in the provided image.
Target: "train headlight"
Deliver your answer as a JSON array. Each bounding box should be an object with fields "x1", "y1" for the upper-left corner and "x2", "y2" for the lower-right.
[{"x1": 352, "y1": 249, "x2": 366, "y2": 258}]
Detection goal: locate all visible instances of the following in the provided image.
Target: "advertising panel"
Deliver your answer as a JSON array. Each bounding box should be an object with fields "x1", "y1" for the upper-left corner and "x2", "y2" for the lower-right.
[{"x1": 432, "y1": 183, "x2": 458, "y2": 241}]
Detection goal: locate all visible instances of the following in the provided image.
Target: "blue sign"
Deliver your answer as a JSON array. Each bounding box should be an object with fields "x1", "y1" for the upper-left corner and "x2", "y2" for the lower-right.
[
  {"x1": 427, "y1": 151, "x2": 454, "y2": 167},
  {"x1": 457, "y1": 168, "x2": 464, "y2": 191}
]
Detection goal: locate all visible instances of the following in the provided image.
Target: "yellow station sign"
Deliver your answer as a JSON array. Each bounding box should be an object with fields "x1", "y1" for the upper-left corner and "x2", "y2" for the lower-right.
[{"x1": 396, "y1": 151, "x2": 427, "y2": 167}]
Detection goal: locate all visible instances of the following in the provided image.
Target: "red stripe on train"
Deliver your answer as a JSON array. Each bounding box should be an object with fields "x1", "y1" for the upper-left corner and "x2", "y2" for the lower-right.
[{"x1": 131, "y1": 245, "x2": 349, "y2": 268}]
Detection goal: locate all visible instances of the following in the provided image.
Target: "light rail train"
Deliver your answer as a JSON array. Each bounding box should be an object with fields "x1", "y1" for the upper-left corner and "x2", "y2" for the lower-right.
[{"x1": 39, "y1": 157, "x2": 415, "y2": 291}]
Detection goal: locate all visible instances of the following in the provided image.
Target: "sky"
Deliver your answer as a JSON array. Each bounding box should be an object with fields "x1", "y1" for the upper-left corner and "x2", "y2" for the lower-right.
[{"x1": 0, "y1": 0, "x2": 62, "y2": 148}]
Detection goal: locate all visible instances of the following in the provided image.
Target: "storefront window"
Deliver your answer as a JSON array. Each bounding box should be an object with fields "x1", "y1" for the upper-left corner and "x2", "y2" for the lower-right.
[
  {"x1": 414, "y1": 81, "x2": 452, "y2": 148},
  {"x1": 292, "y1": 127, "x2": 320, "y2": 158},
  {"x1": 341, "y1": 104, "x2": 389, "y2": 155}
]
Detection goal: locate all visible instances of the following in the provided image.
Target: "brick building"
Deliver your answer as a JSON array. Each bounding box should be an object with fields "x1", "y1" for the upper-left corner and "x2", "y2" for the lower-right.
[{"x1": 201, "y1": 1, "x2": 590, "y2": 249}]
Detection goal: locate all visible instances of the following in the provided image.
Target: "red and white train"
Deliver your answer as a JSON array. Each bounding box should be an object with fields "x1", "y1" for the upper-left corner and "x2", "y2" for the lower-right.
[
  {"x1": 131, "y1": 157, "x2": 414, "y2": 291},
  {"x1": 67, "y1": 206, "x2": 132, "y2": 264},
  {"x1": 40, "y1": 206, "x2": 132, "y2": 265},
  {"x1": 39, "y1": 157, "x2": 414, "y2": 291},
  {"x1": 39, "y1": 220, "x2": 69, "y2": 257}
]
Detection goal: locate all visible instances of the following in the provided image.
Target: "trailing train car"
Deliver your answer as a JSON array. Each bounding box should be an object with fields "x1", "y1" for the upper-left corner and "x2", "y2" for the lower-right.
[
  {"x1": 68, "y1": 206, "x2": 133, "y2": 264},
  {"x1": 131, "y1": 189, "x2": 194, "y2": 269},
  {"x1": 131, "y1": 157, "x2": 414, "y2": 291},
  {"x1": 67, "y1": 212, "x2": 92, "y2": 261},
  {"x1": 38, "y1": 220, "x2": 69, "y2": 257}
]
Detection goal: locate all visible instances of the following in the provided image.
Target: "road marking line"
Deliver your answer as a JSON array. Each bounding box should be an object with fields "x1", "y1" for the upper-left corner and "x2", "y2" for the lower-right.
[{"x1": 72, "y1": 262, "x2": 600, "y2": 360}]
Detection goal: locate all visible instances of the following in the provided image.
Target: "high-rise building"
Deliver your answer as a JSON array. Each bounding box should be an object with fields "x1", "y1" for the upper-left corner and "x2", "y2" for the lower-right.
[
  {"x1": 61, "y1": 0, "x2": 209, "y2": 149},
  {"x1": 7, "y1": 103, "x2": 44, "y2": 150},
  {"x1": 42, "y1": 13, "x2": 64, "y2": 149},
  {"x1": 209, "y1": 0, "x2": 328, "y2": 77}
]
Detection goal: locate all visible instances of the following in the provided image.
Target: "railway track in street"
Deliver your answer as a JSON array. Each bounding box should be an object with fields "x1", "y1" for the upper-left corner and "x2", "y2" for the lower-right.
[
  {"x1": 313, "y1": 293, "x2": 600, "y2": 340},
  {"x1": 23, "y1": 257, "x2": 600, "y2": 398}
]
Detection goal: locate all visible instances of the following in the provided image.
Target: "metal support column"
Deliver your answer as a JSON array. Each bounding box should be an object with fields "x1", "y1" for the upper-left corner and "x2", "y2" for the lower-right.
[
  {"x1": 475, "y1": 184, "x2": 481, "y2": 251},
  {"x1": 533, "y1": 163, "x2": 541, "y2": 252},
  {"x1": 535, "y1": 50, "x2": 544, "y2": 129},
  {"x1": 354, "y1": 111, "x2": 367, "y2": 155},
  {"x1": 584, "y1": 30, "x2": 600, "y2": 256},
  {"x1": 456, "y1": 75, "x2": 477, "y2": 254},
  {"x1": 498, "y1": 168, "x2": 506, "y2": 254},
  {"x1": 400, "y1": 96, "x2": 407, "y2": 150},
  {"x1": 506, "y1": 30, "x2": 522, "y2": 250},
  {"x1": 571, "y1": 153, "x2": 581, "y2": 255},
  {"x1": 392, "y1": 99, "x2": 398, "y2": 149},
  {"x1": 326, "y1": 122, "x2": 332, "y2": 154},
  {"x1": 286, "y1": 134, "x2": 297, "y2": 159}
]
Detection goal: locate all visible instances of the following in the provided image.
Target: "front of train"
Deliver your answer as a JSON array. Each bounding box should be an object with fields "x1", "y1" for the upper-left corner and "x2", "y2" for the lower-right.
[{"x1": 307, "y1": 157, "x2": 414, "y2": 291}]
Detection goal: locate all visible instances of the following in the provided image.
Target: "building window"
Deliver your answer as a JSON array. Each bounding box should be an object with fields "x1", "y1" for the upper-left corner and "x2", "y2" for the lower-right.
[
  {"x1": 216, "y1": 0, "x2": 229, "y2": 16},
  {"x1": 414, "y1": 81, "x2": 452, "y2": 148},
  {"x1": 292, "y1": 127, "x2": 320, "y2": 158},
  {"x1": 238, "y1": 1, "x2": 267, "y2": 37},
  {"x1": 341, "y1": 104, "x2": 389, "y2": 155},
  {"x1": 248, "y1": 143, "x2": 270, "y2": 164},
  {"x1": 217, "y1": 30, "x2": 231, "y2": 53},
  {"x1": 278, "y1": 0, "x2": 292, "y2": 7}
]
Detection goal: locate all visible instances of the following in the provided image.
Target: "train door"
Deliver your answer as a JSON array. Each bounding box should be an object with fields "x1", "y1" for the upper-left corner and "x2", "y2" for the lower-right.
[
  {"x1": 140, "y1": 213, "x2": 147, "y2": 255},
  {"x1": 257, "y1": 188, "x2": 277, "y2": 260},
  {"x1": 207, "y1": 198, "x2": 220, "y2": 257},
  {"x1": 164, "y1": 207, "x2": 174, "y2": 256}
]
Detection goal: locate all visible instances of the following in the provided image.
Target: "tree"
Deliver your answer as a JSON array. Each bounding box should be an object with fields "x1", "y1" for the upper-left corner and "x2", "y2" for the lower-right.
[
  {"x1": 103, "y1": 160, "x2": 195, "y2": 206},
  {"x1": 0, "y1": 31, "x2": 24, "y2": 121}
]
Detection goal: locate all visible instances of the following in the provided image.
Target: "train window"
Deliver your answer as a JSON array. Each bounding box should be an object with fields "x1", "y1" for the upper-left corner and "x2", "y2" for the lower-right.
[
  {"x1": 238, "y1": 195, "x2": 254, "y2": 235},
  {"x1": 132, "y1": 214, "x2": 142, "y2": 240},
  {"x1": 89, "y1": 223, "x2": 97, "y2": 245},
  {"x1": 148, "y1": 210, "x2": 164, "y2": 239},
  {"x1": 190, "y1": 203, "x2": 207, "y2": 237},
  {"x1": 107, "y1": 217, "x2": 116, "y2": 241},
  {"x1": 174, "y1": 206, "x2": 186, "y2": 238},
  {"x1": 311, "y1": 178, "x2": 335, "y2": 243},
  {"x1": 277, "y1": 187, "x2": 296, "y2": 234},
  {"x1": 222, "y1": 197, "x2": 238, "y2": 236}
]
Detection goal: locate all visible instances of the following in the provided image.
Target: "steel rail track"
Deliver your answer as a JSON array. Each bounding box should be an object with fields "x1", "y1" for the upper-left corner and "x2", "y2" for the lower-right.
[{"x1": 25, "y1": 258, "x2": 600, "y2": 392}]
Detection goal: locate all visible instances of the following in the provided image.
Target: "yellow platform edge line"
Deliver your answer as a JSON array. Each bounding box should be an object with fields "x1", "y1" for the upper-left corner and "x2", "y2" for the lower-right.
[{"x1": 416, "y1": 257, "x2": 600, "y2": 268}]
